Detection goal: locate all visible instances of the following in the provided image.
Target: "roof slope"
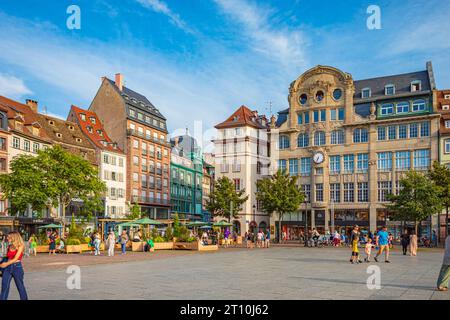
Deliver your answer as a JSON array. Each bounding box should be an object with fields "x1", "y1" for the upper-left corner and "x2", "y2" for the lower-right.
[
  {"x1": 215, "y1": 105, "x2": 267, "y2": 129},
  {"x1": 69, "y1": 105, "x2": 123, "y2": 153}
]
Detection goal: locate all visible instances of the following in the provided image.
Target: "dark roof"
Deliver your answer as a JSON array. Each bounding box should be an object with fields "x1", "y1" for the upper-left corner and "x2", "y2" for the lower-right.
[
  {"x1": 105, "y1": 78, "x2": 167, "y2": 121},
  {"x1": 171, "y1": 134, "x2": 199, "y2": 157},
  {"x1": 354, "y1": 103, "x2": 371, "y2": 118},
  {"x1": 275, "y1": 108, "x2": 289, "y2": 127},
  {"x1": 354, "y1": 70, "x2": 431, "y2": 100}
]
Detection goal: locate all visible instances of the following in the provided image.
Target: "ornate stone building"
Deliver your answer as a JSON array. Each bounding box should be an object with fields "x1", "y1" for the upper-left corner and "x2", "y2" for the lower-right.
[{"x1": 271, "y1": 63, "x2": 439, "y2": 239}]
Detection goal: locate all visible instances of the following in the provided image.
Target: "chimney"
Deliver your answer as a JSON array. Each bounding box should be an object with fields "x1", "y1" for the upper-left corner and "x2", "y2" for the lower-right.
[
  {"x1": 115, "y1": 73, "x2": 123, "y2": 91},
  {"x1": 25, "y1": 99, "x2": 38, "y2": 113}
]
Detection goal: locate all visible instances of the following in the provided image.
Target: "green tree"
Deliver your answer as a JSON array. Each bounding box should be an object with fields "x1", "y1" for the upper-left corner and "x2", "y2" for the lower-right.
[
  {"x1": 428, "y1": 161, "x2": 450, "y2": 239},
  {"x1": 172, "y1": 213, "x2": 181, "y2": 238},
  {"x1": 386, "y1": 171, "x2": 443, "y2": 235},
  {"x1": 256, "y1": 170, "x2": 304, "y2": 242},
  {"x1": 126, "y1": 202, "x2": 142, "y2": 220},
  {"x1": 0, "y1": 145, "x2": 106, "y2": 222},
  {"x1": 206, "y1": 176, "x2": 248, "y2": 222}
]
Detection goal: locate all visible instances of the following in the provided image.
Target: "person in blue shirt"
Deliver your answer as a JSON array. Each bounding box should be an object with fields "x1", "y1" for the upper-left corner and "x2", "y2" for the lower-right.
[{"x1": 374, "y1": 226, "x2": 390, "y2": 263}]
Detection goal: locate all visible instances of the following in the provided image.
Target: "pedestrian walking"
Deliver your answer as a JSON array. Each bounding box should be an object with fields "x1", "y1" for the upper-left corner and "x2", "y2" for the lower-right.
[
  {"x1": 265, "y1": 229, "x2": 270, "y2": 248},
  {"x1": 257, "y1": 230, "x2": 263, "y2": 248},
  {"x1": 437, "y1": 235, "x2": 450, "y2": 291},
  {"x1": 28, "y1": 234, "x2": 37, "y2": 257},
  {"x1": 374, "y1": 226, "x2": 390, "y2": 263},
  {"x1": 120, "y1": 230, "x2": 128, "y2": 255},
  {"x1": 400, "y1": 229, "x2": 410, "y2": 255},
  {"x1": 48, "y1": 231, "x2": 57, "y2": 255},
  {"x1": 0, "y1": 231, "x2": 28, "y2": 300},
  {"x1": 350, "y1": 225, "x2": 362, "y2": 264},
  {"x1": 107, "y1": 231, "x2": 116, "y2": 257},
  {"x1": 93, "y1": 232, "x2": 101, "y2": 256},
  {"x1": 364, "y1": 238, "x2": 374, "y2": 262},
  {"x1": 410, "y1": 231, "x2": 418, "y2": 256}
]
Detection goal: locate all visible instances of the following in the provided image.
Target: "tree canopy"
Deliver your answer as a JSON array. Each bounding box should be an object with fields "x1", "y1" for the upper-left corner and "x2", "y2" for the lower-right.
[
  {"x1": 428, "y1": 161, "x2": 450, "y2": 237},
  {"x1": 0, "y1": 145, "x2": 106, "y2": 220},
  {"x1": 386, "y1": 170, "x2": 442, "y2": 234},
  {"x1": 206, "y1": 176, "x2": 248, "y2": 222},
  {"x1": 256, "y1": 170, "x2": 304, "y2": 240}
]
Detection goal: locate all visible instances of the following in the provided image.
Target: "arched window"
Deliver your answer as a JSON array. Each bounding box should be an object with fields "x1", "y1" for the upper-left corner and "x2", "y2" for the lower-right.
[
  {"x1": 279, "y1": 135, "x2": 290, "y2": 149},
  {"x1": 412, "y1": 99, "x2": 426, "y2": 112},
  {"x1": 353, "y1": 128, "x2": 368, "y2": 143},
  {"x1": 396, "y1": 102, "x2": 409, "y2": 113},
  {"x1": 314, "y1": 131, "x2": 325, "y2": 146},
  {"x1": 297, "y1": 133, "x2": 309, "y2": 148},
  {"x1": 331, "y1": 130, "x2": 345, "y2": 145},
  {"x1": 380, "y1": 103, "x2": 394, "y2": 115}
]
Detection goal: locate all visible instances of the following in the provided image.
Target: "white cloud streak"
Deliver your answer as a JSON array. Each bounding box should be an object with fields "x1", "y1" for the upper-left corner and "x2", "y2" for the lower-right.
[
  {"x1": 136, "y1": 0, "x2": 192, "y2": 33},
  {"x1": 214, "y1": 0, "x2": 308, "y2": 69},
  {"x1": 0, "y1": 73, "x2": 32, "y2": 98}
]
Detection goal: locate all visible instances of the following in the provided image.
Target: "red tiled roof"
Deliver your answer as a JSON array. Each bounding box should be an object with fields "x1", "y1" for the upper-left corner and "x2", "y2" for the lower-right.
[
  {"x1": 215, "y1": 105, "x2": 267, "y2": 129},
  {"x1": 0, "y1": 95, "x2": 52, "y2": 141},
  {"x1": 69, "y1": 105, "x2": 123, "y2": 153}
]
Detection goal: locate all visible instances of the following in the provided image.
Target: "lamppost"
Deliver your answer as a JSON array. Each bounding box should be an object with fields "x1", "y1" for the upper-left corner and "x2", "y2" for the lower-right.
[
  {"x1": 304, "y1": 199, "x2": 308, "y2": 247},
  {"x1": 252, "y1": 204, "x2": 256, "y2": 233}
]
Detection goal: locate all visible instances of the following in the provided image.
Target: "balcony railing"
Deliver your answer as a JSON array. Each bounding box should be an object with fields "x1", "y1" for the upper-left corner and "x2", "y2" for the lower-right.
[
  {"x1": 137, "y1": 196, "x2": 170, "y2": 205},
  {"x1": 127, "y1": 129, "x2": 171, "y2": 147}
]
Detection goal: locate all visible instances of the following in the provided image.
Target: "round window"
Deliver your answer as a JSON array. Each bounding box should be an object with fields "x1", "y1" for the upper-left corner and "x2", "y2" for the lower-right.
[
  {"x1": 333, "y1": 88, "x2": 342, "y2": 100},
  {"x1": 299, "y1": 94, "x2": 308, "y2": 105},
  {"x1": 315, "y1": 90, "x2": 324, "y2": 102}
]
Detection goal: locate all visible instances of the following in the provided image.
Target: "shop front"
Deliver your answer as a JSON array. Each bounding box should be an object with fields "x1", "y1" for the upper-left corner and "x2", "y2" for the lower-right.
[
  {"x1": 16, "y1": 217, "x2": 62, "y2": 240},
  {"x1": 377, "y1": 210, "x2": 433, "y2": 241},
  {"x1": 0, "y1": 217, "x2": 15, "y2": 235},
  {"x1": 331, "y1": 210, "x2": 370, "y2": 237}
]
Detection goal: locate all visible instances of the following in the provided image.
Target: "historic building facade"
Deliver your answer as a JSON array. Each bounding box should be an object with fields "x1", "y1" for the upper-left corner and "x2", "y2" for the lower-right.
[
  {"x1": 170, "y1": 134, "x2": 203, "y2": 221},
  {"x1": 271, "y1": 63, "x2": 439, "y2": 239},
  {"x1": 90, "y1": 73, "x2": 171, "y2": 220},
  {"x1": 213, "y1": 106, "x2": 271, "y2": 235},
  {"x1": 437, "y1": 89, "x2": 450, "y2": 167},
  {"x1": 68, "y1": 105, "x2": 127, "y2": 218}
]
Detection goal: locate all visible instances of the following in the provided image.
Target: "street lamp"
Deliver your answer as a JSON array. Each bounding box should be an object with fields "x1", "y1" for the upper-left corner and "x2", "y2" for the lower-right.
[
  {"x1": 252, "y1": 204, "x2": 256, "y2": 233},
  {"x1": 304, "y1": 199, "x2": 308, "y2": 247}
]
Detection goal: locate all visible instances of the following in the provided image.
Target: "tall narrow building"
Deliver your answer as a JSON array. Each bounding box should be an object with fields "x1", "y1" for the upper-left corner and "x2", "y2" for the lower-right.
[
  {"x1": 90, "y1": 74, "x2": 171, "y2": 220},
  {"x1": 213, "y1": 106, "x2": 270, "y2": 235},
  {"x1": 271, "y1": 63, "x2": 439, "y2": 240}
]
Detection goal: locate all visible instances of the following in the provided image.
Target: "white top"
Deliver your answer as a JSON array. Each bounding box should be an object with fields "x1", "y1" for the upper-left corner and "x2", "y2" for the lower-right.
[{"x1": 444, "y1": 236, "x2": 450, "y2": 266}]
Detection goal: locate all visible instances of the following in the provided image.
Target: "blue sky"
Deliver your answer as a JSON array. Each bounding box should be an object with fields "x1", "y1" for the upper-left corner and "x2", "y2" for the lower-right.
[{"x1": 0, "y1": 0, "x2": 449, "y2": 150}]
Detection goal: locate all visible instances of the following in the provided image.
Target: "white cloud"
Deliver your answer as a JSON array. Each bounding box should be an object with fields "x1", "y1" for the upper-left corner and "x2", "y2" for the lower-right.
[
  {"x1": 0, "y1": 73, "x2": 32, "y2": 98},
  {"x1": 136, "y1": 0, "x2": 192, "y2": 33},
  {"x1": 214, "y1": 0, "x2": 308, "y2": 69}
]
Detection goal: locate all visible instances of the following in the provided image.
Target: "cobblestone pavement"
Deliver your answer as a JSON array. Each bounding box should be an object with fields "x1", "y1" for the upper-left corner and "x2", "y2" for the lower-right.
[{"x1": 6, "y1": 246, "x2": 450, "y2": 300}]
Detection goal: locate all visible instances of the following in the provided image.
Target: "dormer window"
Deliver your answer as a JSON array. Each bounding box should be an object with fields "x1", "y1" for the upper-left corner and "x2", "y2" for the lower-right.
[
  {"x1": 76, "y1": 138, "x2": 82, "y2": 143},
  {"x1": 56, "y1": 133, "x2": 62, "y2": 138},
  {"x1": 87, "y1": 126, "x2": 93, "y2": 133},
  {"x1": 68, "y1": 125, "x2": 74, "y2": 131},
  {"x1": 90, "y1": 117, "x2": 96, "y2": 124},
  {"x1": 443, "y1": 105, "x2": 450, "y2": 110},
  {"x1": 411, "y1": 80, "x2": 421, "y2": 92},
  {"x1": 102, "y1": 141, "x2": 107, "y2": 146},
  {"x1": 385, "y1": 84, "x2": 395, "y2": 95},
  {"x1": 444, "y1": 94, "x2": 450, "y2": 100},
  {"x1": 361, "y1": 88, "x2": 371, "y2": 98},
  {"x1": 80, "y1": 114, "x2": 86, "y2": 121},
  {"x1": 49, "y1": 120, "x2": 55, "y2": 126},
  {"x1": 97, "y1": 129, "x2": 103, "y2": 136}
]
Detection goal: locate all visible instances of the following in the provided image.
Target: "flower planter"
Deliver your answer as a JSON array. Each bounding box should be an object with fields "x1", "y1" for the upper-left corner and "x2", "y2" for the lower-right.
[
  {"x1": 153, "y1": 242, "x2": 174, "y2": 250},
  {"x1": 65, "y1": 245, "x2": 83, "y2": 254},
  {"x1": 36, "y1": 245, "x2": 49, "y2": 253},
  {"x1": 236, "y1": 236, "x2": 242, "y2": 245},
  {"x1": 198, "y1": 242, "x2": 218, "y2": 252},
  {"x1": 131, "y1": 241, "x2": 145, "y2": 252},
  {"x1": 174, "y1": 241, "x2": 198, "y2": 250},
  {"x1": 80, "y1": 244, "x2": 90, "y2": 252}
]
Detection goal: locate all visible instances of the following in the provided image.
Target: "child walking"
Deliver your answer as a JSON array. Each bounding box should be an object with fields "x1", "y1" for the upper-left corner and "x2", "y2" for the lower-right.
[{"x1": 364, "y1": 238, "x2": 374, "y2": 262}]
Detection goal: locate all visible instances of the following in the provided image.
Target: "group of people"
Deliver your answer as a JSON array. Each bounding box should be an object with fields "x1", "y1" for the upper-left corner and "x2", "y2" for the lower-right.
[{"x1": 244, "y1": 229, "x2": 271, "y2": 248}]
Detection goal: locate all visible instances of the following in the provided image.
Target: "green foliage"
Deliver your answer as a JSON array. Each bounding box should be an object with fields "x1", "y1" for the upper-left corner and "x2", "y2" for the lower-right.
[
  {"x1": 37, "y1": 231, "x2": 49, "y2": 245},
  {"x1": 0, "y1": 145, "x2": 106, "y2": 218},
  {"x1": 165, "y1": 225, "x2": 173, "y2": 241},
  {"x1": 173, "y1": 213, "x2": 181, "y2": 238},
  {"x1": 176, "y1": 226, "x2": 191, "y2": 242},
  {"x1": 151, "y1": 227, "x2": 159, "y2": 240},
  {"x1": 206, "y1": 176, "x2": 249, "y2": 221},
  {"x1": 126, "y1": 202, "x2": 142, "y2": 220},
  {"x1": 187, "y1": 236, "x2": 197, "y2": 243},
  {"x1": 386, "y1": 171, "x2": 443, "y2": 233},
  {"x1": 256, "y1": 170, "x2": 304, "y2": 241},
  {"x1": 66, "y1": 238, "x2": 81, "y2": 246},
  {"x1": 153, "y1": 236, "x2": 165, "y2": 243}
]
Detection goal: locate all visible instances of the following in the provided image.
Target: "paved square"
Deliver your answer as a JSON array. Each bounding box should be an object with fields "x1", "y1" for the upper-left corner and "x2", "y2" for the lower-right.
[{"x1": 7, "y1": 247, "x2": 450, "y2": 300}]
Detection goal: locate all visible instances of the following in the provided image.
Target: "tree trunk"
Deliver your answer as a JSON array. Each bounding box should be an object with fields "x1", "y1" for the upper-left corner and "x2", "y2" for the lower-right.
[
  {"x1": 278, "y1": 213, "x2": 283, "y2": 244},
  {"x1": 415, "y1": 220, "x2": 419, "y2": 237},
  {"x1": 446, "y1": 206, "x2": 449, "y2": 239}
]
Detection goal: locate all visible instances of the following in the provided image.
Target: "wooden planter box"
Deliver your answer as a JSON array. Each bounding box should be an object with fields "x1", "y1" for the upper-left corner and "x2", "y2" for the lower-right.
[
  {"x1": 131, "y1": 241, "x2": 145, "y2": 252},
  {"x1": 174, "y1": 241, "x2": 199, "y2": 250},
  {"x1": 198, "y1": 243, "x2": 219, "y2": 251},
  {"x1": 65, "y1": 245, "x2": 83, "y2": 254},
  {"x1": 153, "y1": 242, "x2": 174, "y2": 250},
  {"x1": 36, "y1": 245, "x2": 49, "y2": 253},
  {"x1": 236, "y1": 236, "x2": 242, "y2": 245},
  {"x1": 80, "y1": 244, "x2": 90, "y2": 252}
]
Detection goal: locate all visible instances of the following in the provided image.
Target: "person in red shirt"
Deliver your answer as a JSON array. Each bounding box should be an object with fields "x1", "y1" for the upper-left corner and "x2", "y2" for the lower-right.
[{"x1": 0, "y1": 231, "x2": 28, "y2": 300}]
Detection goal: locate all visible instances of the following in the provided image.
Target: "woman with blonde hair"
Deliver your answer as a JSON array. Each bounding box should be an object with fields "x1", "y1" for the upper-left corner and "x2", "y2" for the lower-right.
[{"x1": 0, "y1": 232, "x2": 28, "y2": 300}]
